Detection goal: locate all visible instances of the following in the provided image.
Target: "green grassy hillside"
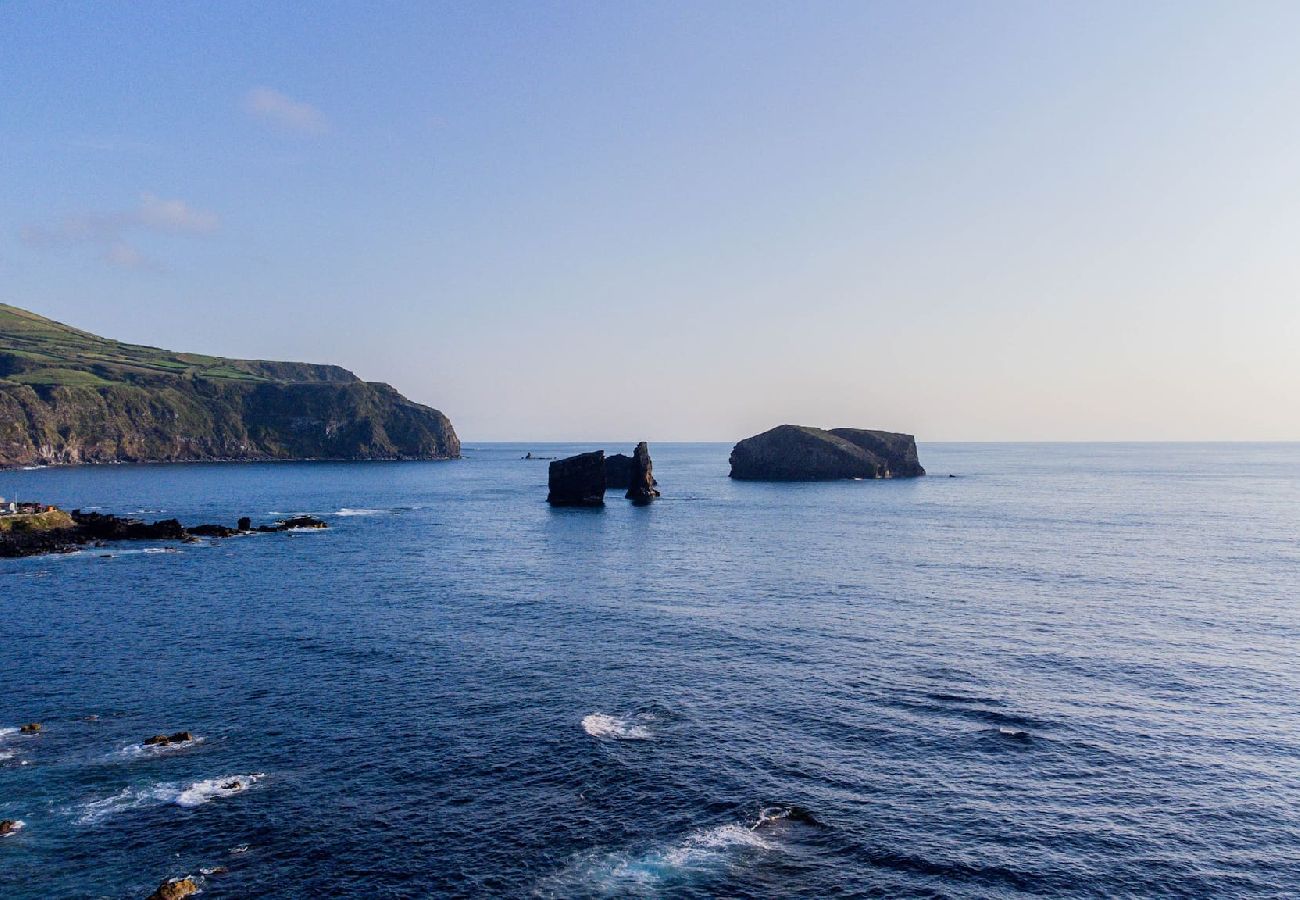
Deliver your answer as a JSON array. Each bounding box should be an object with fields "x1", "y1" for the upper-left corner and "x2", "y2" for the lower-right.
[
  {"x1": 0, "y1": 304, "x2": 459, "y2": 466},
  {"x1": 0, "y1": 303, "x2": 355, "y2": 386}
]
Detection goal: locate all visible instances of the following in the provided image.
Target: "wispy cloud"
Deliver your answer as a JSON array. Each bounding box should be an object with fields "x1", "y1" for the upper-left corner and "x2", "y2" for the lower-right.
[
  {"x1": 20, "y1": 193, "x2": 219, "y2": 270},
  {"x1": 244, "y1": 86, "x2": 329, "y2": 134}
]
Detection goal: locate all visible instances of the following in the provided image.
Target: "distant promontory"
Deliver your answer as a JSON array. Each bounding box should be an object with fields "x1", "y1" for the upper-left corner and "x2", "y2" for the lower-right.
[
  {"x1": 729, "y1": 425, "x2": 924, "y2": 480},
  {"x1": 0, "y1": 304, "x2": 459, "y2": 466}
]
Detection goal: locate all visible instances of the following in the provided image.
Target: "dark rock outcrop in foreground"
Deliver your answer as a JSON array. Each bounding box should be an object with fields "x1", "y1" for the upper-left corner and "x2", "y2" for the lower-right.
[
  {"x1": 626, "y1": 442, "x2": 660, "y2": 504},
  {"x1": 729, "y1": 425, "x2": 925, "y2": 481},
  {"x1": 0, "y1": 303, "x2": 459, "y2": 466},
  {"x1": 547, "y1": 451, "x2": 606, "y2": 506},
  {"x1": 0, "y1": 511, "x2": 329, "y2": 558}
]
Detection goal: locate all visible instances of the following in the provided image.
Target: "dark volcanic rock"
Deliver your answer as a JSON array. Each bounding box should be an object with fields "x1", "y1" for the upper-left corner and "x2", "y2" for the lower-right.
[
  {"x1": 604, "y1": 453, "x2": 634, "y2": 490},
  {"x1": 0, "y1": 508, "x2": 329, "y2": 557},
  {"x1": 279, "y1": 515, "x2": 327, "y2": 530},
  {"x1": 0, "y1": 820, "x2": 20, "y2": 837},
  {"x1": 547, "y1": 451, "x2": 606, "y2": 507},
  {"x1": 626, "y1": 442, "x2": 660, "y2": 504},
  {"x1": 188, "y1": 524, "x2": 237, "y2": 538},
  {"x1": 19, "y1": 723, "x2": 41, "y2": 734},
  {"x1": 828, "y1": 428, "x2": 925, "y2": 478},
  {"x1": 70, "y1": 511, "x2": 186, "y2": 541},
  {"x1": 728, "y1": 425, "x2": 925, "y2": 481},
  {"x1": 143, "y1": 731, "x2": 194, "y2": 747}
]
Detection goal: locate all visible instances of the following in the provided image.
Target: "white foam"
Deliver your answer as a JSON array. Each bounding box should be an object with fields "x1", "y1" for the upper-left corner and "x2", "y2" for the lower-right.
[
  {"x1": 582, "y1": 713, "x2": 652, "y2": 741},
  {"x1": 113, "y1": 736, "x2": 204, "y2": 760},
  {"x1": 546, "y1": 821, "x2": 774, "y2": 892},
  {"x1": 77, "y1": 773, "x2": 264, "y2": 825},
  {"x1": 334, "y1": 508, "x2": 384, "y2": 516},
  {"x1": 176, "y1": 773, "x2": 264, "y2": 807},
  {"x1": 998, "y1": 727, "x2": 1029, "y2": 738},
  {"x1": 0, "y1": 727, "x2": 16, "y2": 739}
]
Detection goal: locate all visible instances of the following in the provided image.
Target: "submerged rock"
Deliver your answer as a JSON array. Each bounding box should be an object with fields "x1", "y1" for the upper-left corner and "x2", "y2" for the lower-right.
[
  {"x1": 728, "y1": 425, "x2": 925, "y2": 481},
  {"x1": 547, "y1": 451, "x2": 606, "y2": 507},
  {"x1": 147, "y1": 877, "x2": 198, "y2": 900},
  {"x1": 626, "y1": 442, "x2": 660, "y2": 504}
]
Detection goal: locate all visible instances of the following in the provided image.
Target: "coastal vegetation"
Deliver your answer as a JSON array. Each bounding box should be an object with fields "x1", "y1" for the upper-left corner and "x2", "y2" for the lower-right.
[{"x1": 0, "y1": 304, "x2": 459, "y2": 467}]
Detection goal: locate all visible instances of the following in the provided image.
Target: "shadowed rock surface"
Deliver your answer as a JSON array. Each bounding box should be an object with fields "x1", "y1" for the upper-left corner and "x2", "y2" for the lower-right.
[
  {"x1": 547, "y1": 451, "x2": 606, "y2": 506},
  {"x1": 729, "y1": 424, "x2": 925, "y2": 481},
  {"x1": 0, "y1": 303, "x2": 459, "y2": 466},
  {"x1": 604, "y1": 453, "x2": 634, "y2": 489},
  {"x1": 626, "y1": 442, "x2": 660, "y2": 504}
]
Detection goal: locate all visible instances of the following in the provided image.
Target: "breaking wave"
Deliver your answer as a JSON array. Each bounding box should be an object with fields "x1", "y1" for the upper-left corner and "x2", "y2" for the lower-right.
[
  {"x1": 582, "y1": 713, "x2": 653, "y2": 741},
  {"x1": 76, "y1": 773, "x2": 264, "y2": 825},
  {"x1": 334, "y1": 508, "x2": 385, "y2": 517},
  {"x1": 112, "y1": 735, "x2": 204, "y2": 760},
  {"x1": 541, "y1": 814, "x2": 784, "y2": 894}
]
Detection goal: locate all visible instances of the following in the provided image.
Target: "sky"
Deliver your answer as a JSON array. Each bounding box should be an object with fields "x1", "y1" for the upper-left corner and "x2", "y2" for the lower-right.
[{"x1": 2, "y1": 1, "x2": 1299, "y2": 441}]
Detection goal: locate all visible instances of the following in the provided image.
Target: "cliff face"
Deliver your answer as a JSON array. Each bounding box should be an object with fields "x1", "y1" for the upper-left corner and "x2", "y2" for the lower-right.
[
  {"x1": 728, "y1": 424, "x2": 924, "y2": 481},
  {"x1": 0, "y1": 304, "x2": 459, "y2": 466}
]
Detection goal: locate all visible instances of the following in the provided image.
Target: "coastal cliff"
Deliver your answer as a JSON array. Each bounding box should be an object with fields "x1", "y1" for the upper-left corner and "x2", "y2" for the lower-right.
[{"x1": 0, "y1": 303, "x2": 459, "y2": 466}]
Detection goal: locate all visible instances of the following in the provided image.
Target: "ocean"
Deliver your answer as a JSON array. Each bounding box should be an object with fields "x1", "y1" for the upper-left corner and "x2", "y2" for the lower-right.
[{"x1": 1, "y1": 443, "x2": 1297, "y2": 898}]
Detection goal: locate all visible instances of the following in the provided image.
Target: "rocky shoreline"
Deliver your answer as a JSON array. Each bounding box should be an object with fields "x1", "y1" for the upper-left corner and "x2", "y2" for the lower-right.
[{"x1": 0, "y1": 510, "x2": 327, "y2": 559}]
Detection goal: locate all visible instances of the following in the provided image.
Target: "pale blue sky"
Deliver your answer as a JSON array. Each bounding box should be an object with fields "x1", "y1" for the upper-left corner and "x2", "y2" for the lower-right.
[{"x1": 3, "y1": 1, "x2": 1298, "y2": 440}]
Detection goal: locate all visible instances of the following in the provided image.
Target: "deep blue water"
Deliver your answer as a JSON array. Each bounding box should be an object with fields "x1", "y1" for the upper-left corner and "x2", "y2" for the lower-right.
[{"x1": 1, "y1": 443, "x2": 1298, "y2": 898}]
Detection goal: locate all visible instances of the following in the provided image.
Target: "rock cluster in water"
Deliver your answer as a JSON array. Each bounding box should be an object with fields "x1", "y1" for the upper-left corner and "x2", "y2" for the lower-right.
[
  {"x1": 729, "y1": 425, "x2": 925, "y2": 481},
  {"x1": 547, "y1": 444, "x2": 660, "y2": 506},
  {"x1": 143, "y1": 731, "x2": 195, "y2": 747},
  {"x1": 0, "y1": 511, "x2": 328, "y2": 558}
]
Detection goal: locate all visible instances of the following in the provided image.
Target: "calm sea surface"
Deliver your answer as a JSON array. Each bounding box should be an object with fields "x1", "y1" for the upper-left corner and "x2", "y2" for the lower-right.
[{"x1": 1, "y1": 443, "x2": 1298, "y2": 898}]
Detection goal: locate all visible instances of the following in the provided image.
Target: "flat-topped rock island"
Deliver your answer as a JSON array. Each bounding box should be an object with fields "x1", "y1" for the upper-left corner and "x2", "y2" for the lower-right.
[{"x1": 728, "y1": 424, "x2": 925, "y2": 481}]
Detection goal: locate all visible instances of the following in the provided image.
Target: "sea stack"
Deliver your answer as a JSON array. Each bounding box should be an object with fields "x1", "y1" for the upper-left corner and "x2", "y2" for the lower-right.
[
  {"x1": 729, "y1": 425, "x2": 924, "y2": 481},
  {"x1": 547, "y1": 451, "x2": 607, "y2": 506},
  {"x1": 604, "y1": 453, "x2": 634, "y2": 489},
  {"x1": 626, "y1": 442, "x2": 660, "y2": 504}
]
